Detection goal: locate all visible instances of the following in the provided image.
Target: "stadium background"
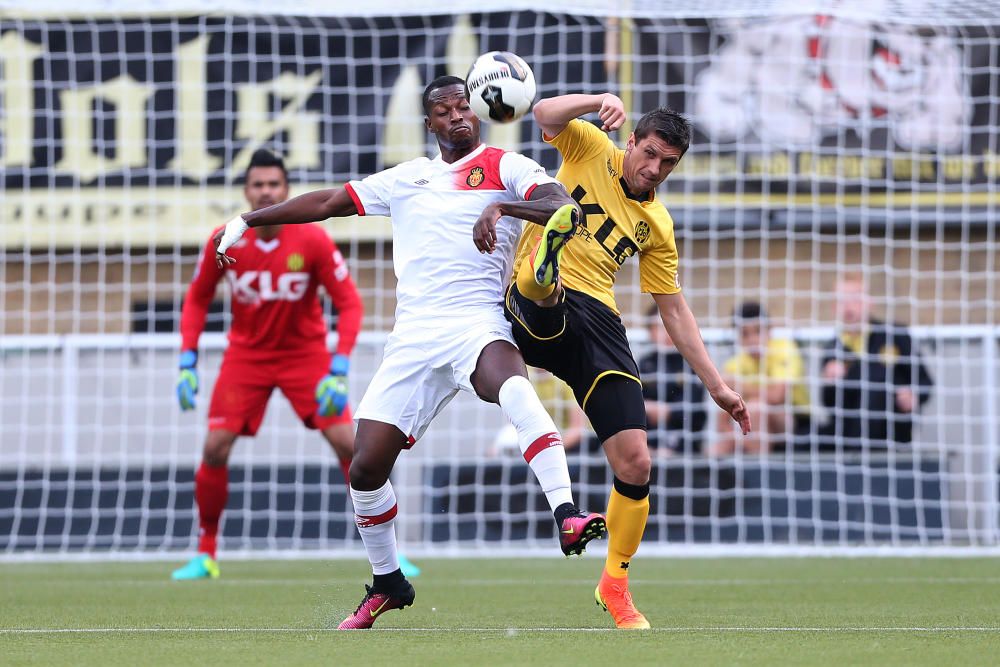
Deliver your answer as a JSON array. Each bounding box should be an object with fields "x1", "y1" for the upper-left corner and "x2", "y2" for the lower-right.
[{"x1": 1, "y1": 1, "x2": 998, "y2": 556}]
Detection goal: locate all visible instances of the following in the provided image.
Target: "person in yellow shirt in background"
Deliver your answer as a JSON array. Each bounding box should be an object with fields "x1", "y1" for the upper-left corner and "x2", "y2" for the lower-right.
[{"x1": 709, "y1": 302, "x2": 810, "y2": 456}]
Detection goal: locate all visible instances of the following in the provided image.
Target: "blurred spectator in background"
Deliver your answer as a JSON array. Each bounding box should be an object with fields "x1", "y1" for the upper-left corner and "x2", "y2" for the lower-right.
[
  {"x1": 819, "y1": 273, "x2": 933, "y2": 450},
  {"x1": 637, "y1": 304, "x2": 707, "y2": 456},
  {"x1": 708, "y1": 302, "x2": 810, "y2": 456}
]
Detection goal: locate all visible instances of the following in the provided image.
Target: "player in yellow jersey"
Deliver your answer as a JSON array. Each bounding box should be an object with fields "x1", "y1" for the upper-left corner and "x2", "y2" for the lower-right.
[{"x1": 498, "y1": 93, "x2": 751, "y2": 629}]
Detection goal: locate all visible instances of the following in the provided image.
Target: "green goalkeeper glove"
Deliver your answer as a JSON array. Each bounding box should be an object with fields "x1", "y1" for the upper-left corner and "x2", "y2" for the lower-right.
[
  {"x1": 315, "y1": 354, "x2": 349, "y2": 417},
  {"x1": 177, "y1": 350, "x2": 199, "y2": 411}
]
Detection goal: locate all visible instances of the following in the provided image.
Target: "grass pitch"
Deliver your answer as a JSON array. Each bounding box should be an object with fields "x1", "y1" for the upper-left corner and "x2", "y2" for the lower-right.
[{"x1": 2, "y1": 557, "x2": 999, "y2": 666}]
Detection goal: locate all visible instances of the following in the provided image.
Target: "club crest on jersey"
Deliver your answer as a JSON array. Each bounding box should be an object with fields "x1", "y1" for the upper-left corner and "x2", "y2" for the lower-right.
[
  {"x1": 287, "y1": 253, "x2": 305, "y2": 271},
  {"x1": 634, "y1": 220, "x2": 651, "y2": 244},
  {"x1": 467, "y1": 166, "x2": 485, "y2": 187}
]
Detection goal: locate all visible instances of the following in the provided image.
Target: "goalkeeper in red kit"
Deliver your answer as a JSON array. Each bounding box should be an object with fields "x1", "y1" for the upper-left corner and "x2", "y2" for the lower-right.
[{"x1": 171, "y1": 149, "x2": 385, "y2": 579}]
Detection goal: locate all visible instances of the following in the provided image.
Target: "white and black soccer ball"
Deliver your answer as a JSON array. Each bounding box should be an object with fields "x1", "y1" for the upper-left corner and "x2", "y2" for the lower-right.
[{"x1": 465, "y1": 51, "x2": 537, "y2": 123}]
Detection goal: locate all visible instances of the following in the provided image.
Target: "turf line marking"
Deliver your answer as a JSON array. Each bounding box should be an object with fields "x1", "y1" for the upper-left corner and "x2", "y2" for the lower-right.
[
  {"x1": 2, "y1": 627, "x2": 999, "y2": 635},
  {"x1": 19, "y1": 576, "x2": 1000, "y2": 587}
]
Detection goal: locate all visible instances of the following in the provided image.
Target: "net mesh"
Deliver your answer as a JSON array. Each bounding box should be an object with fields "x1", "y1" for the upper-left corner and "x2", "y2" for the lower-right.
[{"x1": 1, "y1": 4, "x2": 998, "y2": 555}]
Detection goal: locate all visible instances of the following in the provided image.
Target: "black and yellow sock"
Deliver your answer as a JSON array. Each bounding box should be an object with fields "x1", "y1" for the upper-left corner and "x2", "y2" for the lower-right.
[
  {"x1": 516, "y1": 244, "x2": 556, "y2": 301},
  {"x1": 604, "y1": 477, "x2": 650, "y2": 579}
]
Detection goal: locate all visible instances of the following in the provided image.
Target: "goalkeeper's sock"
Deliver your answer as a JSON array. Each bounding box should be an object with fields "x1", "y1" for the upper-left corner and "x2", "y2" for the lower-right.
[
  {"x1": 195, "y1": 462, "x2": 228, "y2": 559},
  {"x1": 604, "y1": 477, "x2": 650, "y2": 579},
  {"x1": 351, "y1": 481, "x2": 400, "y2": 575},
  {"x1": 498, "y1": 376, "x2": 574, "y2": 512},
  {"x1": 338, "y1": 457, "x2": 352, "y2": 487},
  {"x1": 516, "y1": 242, "x2": 556, "y2": 302}
]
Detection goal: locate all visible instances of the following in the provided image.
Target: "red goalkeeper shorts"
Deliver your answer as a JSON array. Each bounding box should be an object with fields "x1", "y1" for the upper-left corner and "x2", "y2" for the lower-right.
[{"x1": 208, "y1": 348, "x2": 353, "y2": 436}]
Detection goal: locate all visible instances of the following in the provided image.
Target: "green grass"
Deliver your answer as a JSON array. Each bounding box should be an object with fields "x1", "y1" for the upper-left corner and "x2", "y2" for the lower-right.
[{"x1": 2, "y1": 557, "x2": 999, "y2": 666}]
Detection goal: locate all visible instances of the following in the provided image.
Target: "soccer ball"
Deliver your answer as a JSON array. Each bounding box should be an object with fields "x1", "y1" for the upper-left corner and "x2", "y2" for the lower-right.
[{"x1": 465, "y1": 51, "x2": 537, "y2": 123}]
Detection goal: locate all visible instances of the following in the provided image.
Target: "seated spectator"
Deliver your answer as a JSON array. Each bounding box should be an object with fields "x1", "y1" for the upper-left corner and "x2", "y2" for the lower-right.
[
  {"x1": 819, "y1": 273, "x2": 933, "y2": 450},
  {"x1": 708, "y1": 302, "x2": 810, "y2": 456},
  {"x1": 637, "y1": 304, "x2": 707, "y2": 456}
]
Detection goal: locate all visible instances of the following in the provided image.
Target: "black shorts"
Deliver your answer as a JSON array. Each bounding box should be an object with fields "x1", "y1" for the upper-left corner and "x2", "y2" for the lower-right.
[{"x1": 504, "y1": 284, "x2": 646, "y2": 441}]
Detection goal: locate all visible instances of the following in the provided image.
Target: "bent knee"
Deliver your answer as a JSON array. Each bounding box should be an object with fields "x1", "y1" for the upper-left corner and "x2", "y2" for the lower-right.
[
  {"x1": 348, "y1": 456, "x2": 388, "y2": 491},
  {"x1": 606, "y1": 435, "x2": 652, "y2": 485},
  {"x1": 203, "y1": 431, "x2": 237, "y2": 467},
  {"x1": 617, "y1": 450, "x2": 652, "y2": 485}
]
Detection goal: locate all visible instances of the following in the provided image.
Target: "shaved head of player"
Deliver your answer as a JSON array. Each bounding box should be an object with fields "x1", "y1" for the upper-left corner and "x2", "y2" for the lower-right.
[
  {"x1": 211, "y1": 75, "x2": 606, "y2": 630},
  {"x1": 423, "y1": 79, "x2": 481, "y2": 158}
]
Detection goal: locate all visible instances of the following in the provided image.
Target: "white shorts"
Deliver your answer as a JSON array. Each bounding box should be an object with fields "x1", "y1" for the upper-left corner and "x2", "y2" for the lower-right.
[{"x1": 354, "y1": 310, "x2": 516, "y2": 444}]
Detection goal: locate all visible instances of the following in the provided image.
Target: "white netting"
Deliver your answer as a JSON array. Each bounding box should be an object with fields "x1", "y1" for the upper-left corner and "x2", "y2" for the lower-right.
[{"x1": 1, "y1": 5, "x2": 998, "y2": 555}]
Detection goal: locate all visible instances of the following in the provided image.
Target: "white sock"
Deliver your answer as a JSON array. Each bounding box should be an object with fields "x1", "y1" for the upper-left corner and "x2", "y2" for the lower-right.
[
  {"x1": 350, "y1": 481, "x2": 400, "y2": 575},
  {"x1": 497, "y1": 375, "x2": 574, "y2": 512}
]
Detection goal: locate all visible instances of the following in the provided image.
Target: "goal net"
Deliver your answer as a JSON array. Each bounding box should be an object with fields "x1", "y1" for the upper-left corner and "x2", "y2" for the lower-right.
[{"x1": 1, "y1": 1, "x2": 998, "y2": 557}]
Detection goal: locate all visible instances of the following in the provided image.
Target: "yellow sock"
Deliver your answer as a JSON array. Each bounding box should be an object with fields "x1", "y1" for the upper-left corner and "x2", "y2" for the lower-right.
[
  {"x1": 515, "y1": 239, "x2": 556, "y2": 301},
  {"x1": 604, "y1": 486, "x2": 650, "y2": 579}
]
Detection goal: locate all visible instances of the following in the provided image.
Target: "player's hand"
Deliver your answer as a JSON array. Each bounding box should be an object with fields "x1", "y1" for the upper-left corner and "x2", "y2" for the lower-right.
[
  {"x1": 473, "y1": 203, "x2": 502, "y2": 254},
  {"x1": 315, "y1": 354, "x2": 350, "y2": 417},
  {"x1": 176, "y1": 350, "x2": 199, "y2": 411},
  {"x1": 598, "y1": 94, "x2": 626, "y2": 132},
  {"x1": 214, "y1": 215, "x2": 249, "y2": 268},
  {"x1": 711, "y1": 384, "x2": 751, "y2": 435}
]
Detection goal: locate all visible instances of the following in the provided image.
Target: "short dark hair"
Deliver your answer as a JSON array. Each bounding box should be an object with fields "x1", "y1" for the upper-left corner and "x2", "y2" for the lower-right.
[
  {"x1": 422, "y1": 75, "x2": 466, "y2": 114},
  {"x1": 733, "y1": 301, "x2": 768, "y2": 327},
  {"x1": 245, "y1": 149, "x2": 288, "y2": 182},
  {"x1": 634, "y1": 107, "x2": 691, "y2": 155}
]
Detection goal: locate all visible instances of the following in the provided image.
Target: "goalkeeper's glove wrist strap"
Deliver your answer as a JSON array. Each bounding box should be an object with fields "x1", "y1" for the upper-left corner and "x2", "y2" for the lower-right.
[
  {"x1": 179, "y1": 350, "x2": 198, "y2": 369},
  {"x1": 330, "y1": 354, "x2": 350, "y2": 376}
]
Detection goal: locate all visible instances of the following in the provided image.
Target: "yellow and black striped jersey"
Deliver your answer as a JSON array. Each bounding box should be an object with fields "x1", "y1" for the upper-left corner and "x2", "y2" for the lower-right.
[{"x1": 512, "y1": 119, "x2": 681, "y2": 314}]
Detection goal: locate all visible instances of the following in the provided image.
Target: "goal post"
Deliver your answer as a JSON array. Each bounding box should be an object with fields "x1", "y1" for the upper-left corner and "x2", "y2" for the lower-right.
[{"x1": 1, "y1": 1, "x2": 998, "y2": 557}]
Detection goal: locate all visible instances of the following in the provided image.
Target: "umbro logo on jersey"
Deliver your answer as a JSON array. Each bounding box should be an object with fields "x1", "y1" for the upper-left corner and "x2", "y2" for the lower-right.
[{"x1": 414, "y1": 178, "x2": 429, "y2": 185}]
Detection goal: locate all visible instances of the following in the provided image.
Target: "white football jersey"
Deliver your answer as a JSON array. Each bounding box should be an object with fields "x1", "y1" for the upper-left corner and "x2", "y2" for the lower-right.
[{"x1": 346, "y1": 144, "x2": 558, "y2": 325}]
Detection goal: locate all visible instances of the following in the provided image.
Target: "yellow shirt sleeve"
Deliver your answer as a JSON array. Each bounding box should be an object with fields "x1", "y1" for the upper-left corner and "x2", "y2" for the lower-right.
[
  {"x1": 766, "y1": 339, "x2": 805, "y2": 382},
  {"x1": 638, "y1": 211, "x2": 681, "y2": 295},
  {"x1": 545, "y1": 119, "x2": 611, "y2": 164}
]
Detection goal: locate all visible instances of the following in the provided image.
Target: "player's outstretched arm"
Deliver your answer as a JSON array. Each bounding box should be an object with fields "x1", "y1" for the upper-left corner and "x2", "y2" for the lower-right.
[
  {"x1": 533, "y1": 93, "x2": 626, "y2": 137},
  {"x1": 214, "y1": 188, "x2": 359, "y2": 267},
  {"x1": 474, "y1": 183, "x2": 580, "y2": 253},
  {"x1": 652, "y1": 291, "x2": 751, "y2": 435}
]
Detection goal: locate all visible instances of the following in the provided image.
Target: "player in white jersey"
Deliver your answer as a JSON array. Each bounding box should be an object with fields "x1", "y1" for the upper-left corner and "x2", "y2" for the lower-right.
[{"x1": 214, "y1": 76, "x2": 607, "y2": 630}]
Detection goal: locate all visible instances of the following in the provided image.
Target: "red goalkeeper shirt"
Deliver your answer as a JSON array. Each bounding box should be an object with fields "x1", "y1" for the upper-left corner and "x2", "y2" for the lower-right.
[{"x1": 180, "y1": 224, "x2": 363, "y2": 359}]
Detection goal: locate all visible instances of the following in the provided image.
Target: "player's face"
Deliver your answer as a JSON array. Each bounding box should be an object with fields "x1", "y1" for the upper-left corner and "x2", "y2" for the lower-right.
[
  {"x1": 244, "y1": 166, "x2": 290, "y2": 211},
  {"x1": 623, "y1": 133, "x2": 683, "y2": 194},
  {"x1": 424, "y1": 84, "x2": 480, "y2": 152}
]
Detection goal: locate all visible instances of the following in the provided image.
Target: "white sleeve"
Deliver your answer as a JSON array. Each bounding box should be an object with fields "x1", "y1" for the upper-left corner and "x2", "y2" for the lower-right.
[
  {"x1": 499, "y1": 152, "x2": 560, "y2": 200},
  {"x1": 346, "y1": 164, "x2": 405, "y2": 216}
]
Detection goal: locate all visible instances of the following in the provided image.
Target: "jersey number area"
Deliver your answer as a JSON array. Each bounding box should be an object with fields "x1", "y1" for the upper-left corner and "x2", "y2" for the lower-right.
[{"x1": 570, "y1": 185, "x2": 640, "y2": 266}]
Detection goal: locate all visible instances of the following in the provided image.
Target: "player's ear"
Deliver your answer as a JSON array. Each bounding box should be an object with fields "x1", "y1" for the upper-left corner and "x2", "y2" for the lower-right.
[
  {"x1": 626, "y1": 133, "x2": 636, "y2": 152},
  {"x1": 424, "y1": 116, "x2": 434, "y2": 133}
]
